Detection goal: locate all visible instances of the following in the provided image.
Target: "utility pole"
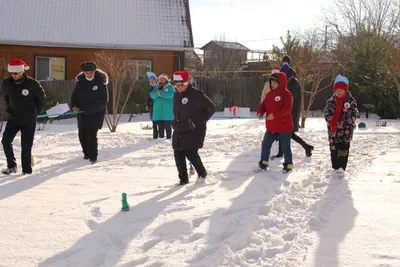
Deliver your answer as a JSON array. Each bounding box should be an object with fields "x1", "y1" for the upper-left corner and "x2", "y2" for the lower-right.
[{"x1": 324, "y1": 25, "x2": 328, "y2": 51}]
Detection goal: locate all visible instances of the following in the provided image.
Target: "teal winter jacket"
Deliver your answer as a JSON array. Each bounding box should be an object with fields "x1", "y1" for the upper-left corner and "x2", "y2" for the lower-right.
[{"x1": 150, "y1": 82, "x2": 175, "y2": 121}]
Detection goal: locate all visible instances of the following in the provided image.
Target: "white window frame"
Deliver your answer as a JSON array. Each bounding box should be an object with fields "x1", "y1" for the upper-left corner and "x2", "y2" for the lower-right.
[
  {"x1": 35, "y1": 56, "x2": 66, "y2": 81},
  {"x1": 205, "y1": 51, "x2": 211, "y2": 58}
]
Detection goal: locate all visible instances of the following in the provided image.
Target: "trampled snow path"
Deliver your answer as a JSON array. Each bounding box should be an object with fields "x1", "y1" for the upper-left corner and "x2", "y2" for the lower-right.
[{"x1": 0, "y1": 114, "x2": 399, "y2": 267}]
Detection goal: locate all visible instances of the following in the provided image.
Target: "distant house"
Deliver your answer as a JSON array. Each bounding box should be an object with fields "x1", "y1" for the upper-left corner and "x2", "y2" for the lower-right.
[
  {"x1": 184, "y1": 51, "x2": 202, "y2": 71},
  {"x1": 200, "y1": 41, "x2": 250, "y2": 72},
  {"x1": 0, "y1": 0, "x2": 194, "y2": 81}
]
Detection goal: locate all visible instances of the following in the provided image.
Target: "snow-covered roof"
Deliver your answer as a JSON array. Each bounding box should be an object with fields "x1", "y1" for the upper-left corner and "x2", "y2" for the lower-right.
[
  {"x1": 200, "y1": 41, "x2": 250, "y2": 51},
  {"x1": 185, "y1": 51, "x2": 201, "y2": 61},
  {"x1": 0, "y1": 0, "x2": 194, "y2": 51}
]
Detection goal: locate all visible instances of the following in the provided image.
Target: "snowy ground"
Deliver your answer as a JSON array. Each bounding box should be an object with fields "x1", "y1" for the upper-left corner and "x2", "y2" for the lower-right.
[{"x1": 0, "y1": 112, "x2": 399, "y2": 267}]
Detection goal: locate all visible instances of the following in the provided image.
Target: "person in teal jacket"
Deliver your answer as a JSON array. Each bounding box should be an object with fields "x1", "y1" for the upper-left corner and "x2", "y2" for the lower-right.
[{"x1": 150, "y1": 73, "x2": 175, "y2": 139}]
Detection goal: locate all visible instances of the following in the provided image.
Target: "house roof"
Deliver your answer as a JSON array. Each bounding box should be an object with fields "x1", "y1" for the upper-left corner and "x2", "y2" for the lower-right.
[
  {"x1": 200, "y1": 41, "x2": 250, "y2": 51},
  {"x1": 185, "y1": 51, "x2": 201, "y2": 61},
  {"x1": 0, "y1": 0, "x2": 194, "y2": 51}
]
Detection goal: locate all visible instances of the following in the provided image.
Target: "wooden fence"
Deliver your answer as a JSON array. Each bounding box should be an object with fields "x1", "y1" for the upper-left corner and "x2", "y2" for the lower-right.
[
  {"x1": 195, "y1": 77, "x2": 265, "y2": 111},
  {"x1": 40, "y1": 77, "x2": 337, "y2": 113},
  {"x1": 41, "y1": 80, "x2": 75, "y2": 104}
]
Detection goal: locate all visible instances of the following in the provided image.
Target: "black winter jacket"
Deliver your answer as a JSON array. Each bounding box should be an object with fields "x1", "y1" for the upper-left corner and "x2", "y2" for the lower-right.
[
  {"x1": 70, "y1": 69, "x2": 109, "y2": 129},
  {"x1": 287, "y1": 68, "x2": 301, "y2": 132},
  {"x1": 0, "y1": 74, "x2": 46, "y2": 125},
  {"x1": 172, "y1": 85, "x2": 215, "y2": 150}
]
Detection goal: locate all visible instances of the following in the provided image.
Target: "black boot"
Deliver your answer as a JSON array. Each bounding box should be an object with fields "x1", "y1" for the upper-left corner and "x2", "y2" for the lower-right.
[
  {"x1": 2, "y1": 167, "x2": 17, "y2": 175},
  {"x1": 259, "y1": 160, "x2": 268, "y2": 170}
]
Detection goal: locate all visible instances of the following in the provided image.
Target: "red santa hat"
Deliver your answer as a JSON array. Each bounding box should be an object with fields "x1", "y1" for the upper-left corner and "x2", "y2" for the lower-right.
[
  {"x1": 8, "y1": 59, "x2": 29, "y2": 73},
  {"x1": 173, "y1": 70, "x2": 190, "y2": 85}
]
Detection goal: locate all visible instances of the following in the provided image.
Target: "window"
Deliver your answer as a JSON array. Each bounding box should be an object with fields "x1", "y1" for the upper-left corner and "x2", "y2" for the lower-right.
[
  {"x1": 205, "y1": 51, "x2": 211, "y2": 58},
  {"x1": 127, "y1": 59, "x2": 152, "y2": 81},
  {"x1": 35, "y1": 56, "x2": 66, "y2": 81}
]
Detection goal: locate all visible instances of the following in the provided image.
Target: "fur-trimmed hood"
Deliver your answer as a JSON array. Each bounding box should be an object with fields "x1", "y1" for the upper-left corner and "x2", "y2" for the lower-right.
[{"x1": 75, "y1": 69, "x2": 109, "y2": 85}]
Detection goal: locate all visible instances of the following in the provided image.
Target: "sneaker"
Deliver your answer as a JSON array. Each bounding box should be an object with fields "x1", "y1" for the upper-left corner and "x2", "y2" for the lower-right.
[
  {"x1": 305, "y1": 145, "x2": 314, "y2": 157},
  {"x1": 23, "y1": 171, "x2": 32, "y2": 175},
  {"x1": 83, "y1": 155, "x2": 89, "y2": 160},
  {"x1": 2, "y1": 167, "x2": 17, "y2": 175},
  {"x1": 259, "y1": 160, "x2": 268, "y2": 170},
  {"x1": 282, "y1": 163, "x2": 293, "y2": 173},
  {"x1": 90, "y1": 158, "x2": 97, "y2": 164},
  {"x1": 282, "y1": 167, "x2": 293, "y2": 173}
]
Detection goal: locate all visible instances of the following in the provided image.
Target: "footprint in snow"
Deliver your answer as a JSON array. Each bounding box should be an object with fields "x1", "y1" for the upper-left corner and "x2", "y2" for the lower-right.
[
  {"x1": 192, "y1": 216, "x2": 210, "y2": 229},
  {"x1": 90, "y1": 207, "x2": 102, "y2": 218},
  {"x1": 85, "y1": 219, "x2": 98, "y2": 231}
]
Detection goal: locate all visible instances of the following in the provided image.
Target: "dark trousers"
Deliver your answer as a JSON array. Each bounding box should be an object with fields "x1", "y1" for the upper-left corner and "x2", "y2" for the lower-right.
[
  {"x1": 152, "y1": 121, "x2": 158, "y2": 139},
  {"x1": 1, "y1": 120, "x2": 36, "y2": 173},
  {"x1": 174, "y1": 149, "x2": 206, "y2": 182},
  {"x1": 330, "y1": 142, "x2": 350, "y2": 170},
  {"x1": 78, "y1": 128, "x2": 98, "y2": 160},
  {"x1": 261, "y1": 132, "x2": 292, "y2": 167},
  {"x1": 154, "y1": 120, "x2": 172, "y2": 139},
  {"x1": 277, "y1": 132, "x2": 310, "y2": 154}
]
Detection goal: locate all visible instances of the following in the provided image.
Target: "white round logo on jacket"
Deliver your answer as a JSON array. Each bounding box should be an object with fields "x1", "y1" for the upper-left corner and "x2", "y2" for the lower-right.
[
  {"x1": 92, "y1": 85, "x2": 98, "y2": 91},
  {"x1": 182, "y1": 97, "x2": 188, "y2": 104},
  {"x1": 275, "y1": 96, "x2": 281, "y2": 102},
  {"x1": 164, "y1": 88, "x2": 169, "y2": 92},
  {"x1": 22, "y1": 89, "x2": 29, "y2": 96},
  {"x1": 344, "y1": 102, "x2": 351, "y2": 109}
]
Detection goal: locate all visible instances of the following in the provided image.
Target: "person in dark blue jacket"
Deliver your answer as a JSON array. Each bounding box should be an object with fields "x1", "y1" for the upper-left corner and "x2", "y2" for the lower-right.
[{"x1": 146, "y1": 72, "x2": 158, "y2": 139}]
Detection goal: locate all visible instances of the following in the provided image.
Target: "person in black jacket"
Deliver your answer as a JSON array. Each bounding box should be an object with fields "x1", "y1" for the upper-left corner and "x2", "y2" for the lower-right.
[
  {"x1": 145, "y1": 72, "x2": 158, "y2": 139},
  {"x1": 272, "y1": 63, "x2": 314, "y2": 158},
  {"x1": 172, "y1": 70, "x2": 216, "y2": 185},
  {"x1": 1, "y1": 59, "x2": 46, "y2": 175},
  {"x1": 70, "y1": 62, "x2": 109, "y2": 164}
]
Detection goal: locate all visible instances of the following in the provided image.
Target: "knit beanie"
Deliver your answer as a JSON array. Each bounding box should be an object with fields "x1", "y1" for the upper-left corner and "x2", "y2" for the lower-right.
[
  {"x1": 147, "y1": 72, "x2": 157, "y2": 81},
  {"x1": 333, "y1": 74, "x2": 349, "y2": 91},
  {"x1": 269, "y1": 73, "x2": 280, "y2": 84},
  {"x1": 282, "y1": 55, "x2": 291, "y2": 65}
]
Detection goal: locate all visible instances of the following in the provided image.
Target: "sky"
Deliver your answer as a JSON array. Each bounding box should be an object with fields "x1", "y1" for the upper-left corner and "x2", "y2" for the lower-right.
[{"x1": 190, "y1": 0, "x2": 333, "y2": 51}]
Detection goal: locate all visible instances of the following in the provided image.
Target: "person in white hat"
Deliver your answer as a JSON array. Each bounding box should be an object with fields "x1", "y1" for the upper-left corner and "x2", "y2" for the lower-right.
[{"x1": 0, "y1": 58, "x2": 46, "y2": 175}]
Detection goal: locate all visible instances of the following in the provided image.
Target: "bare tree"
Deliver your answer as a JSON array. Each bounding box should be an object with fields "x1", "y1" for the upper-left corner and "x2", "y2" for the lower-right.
[
  {"x1": 322, "y1": 0, "x2": 400, "y2": 41},
  {"x1": 93, "y1": 50, "x2": 138, "y2": 132},
  {"x1": 271, "y1": 29, "x2": 336, "y2": 128},
  {"x1": 296, "y1": 46, "x2": 337, "y2": 128},
  {"x1": 322, "y1": 0, "x2": 400, "y2": 104},
  {"x1": 322, "y1": 0, "x2": 400, "y2": 65}
]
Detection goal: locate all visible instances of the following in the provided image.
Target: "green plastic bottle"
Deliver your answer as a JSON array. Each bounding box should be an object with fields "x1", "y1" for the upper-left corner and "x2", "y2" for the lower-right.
[{"x1": 121, "y1": 193, "x2": 129, "y2": 212}]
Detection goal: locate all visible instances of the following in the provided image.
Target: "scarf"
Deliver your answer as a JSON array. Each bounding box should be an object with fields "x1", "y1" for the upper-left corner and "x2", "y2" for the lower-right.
[{"x1": 329, "y1": 94, "x2": 346, "y2": 133}]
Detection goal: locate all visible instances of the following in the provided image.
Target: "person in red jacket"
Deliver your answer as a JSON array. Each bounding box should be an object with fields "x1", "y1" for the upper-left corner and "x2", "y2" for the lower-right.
[{"x1": 256, "y1": 72, "x2": 294, "y2": 173}]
